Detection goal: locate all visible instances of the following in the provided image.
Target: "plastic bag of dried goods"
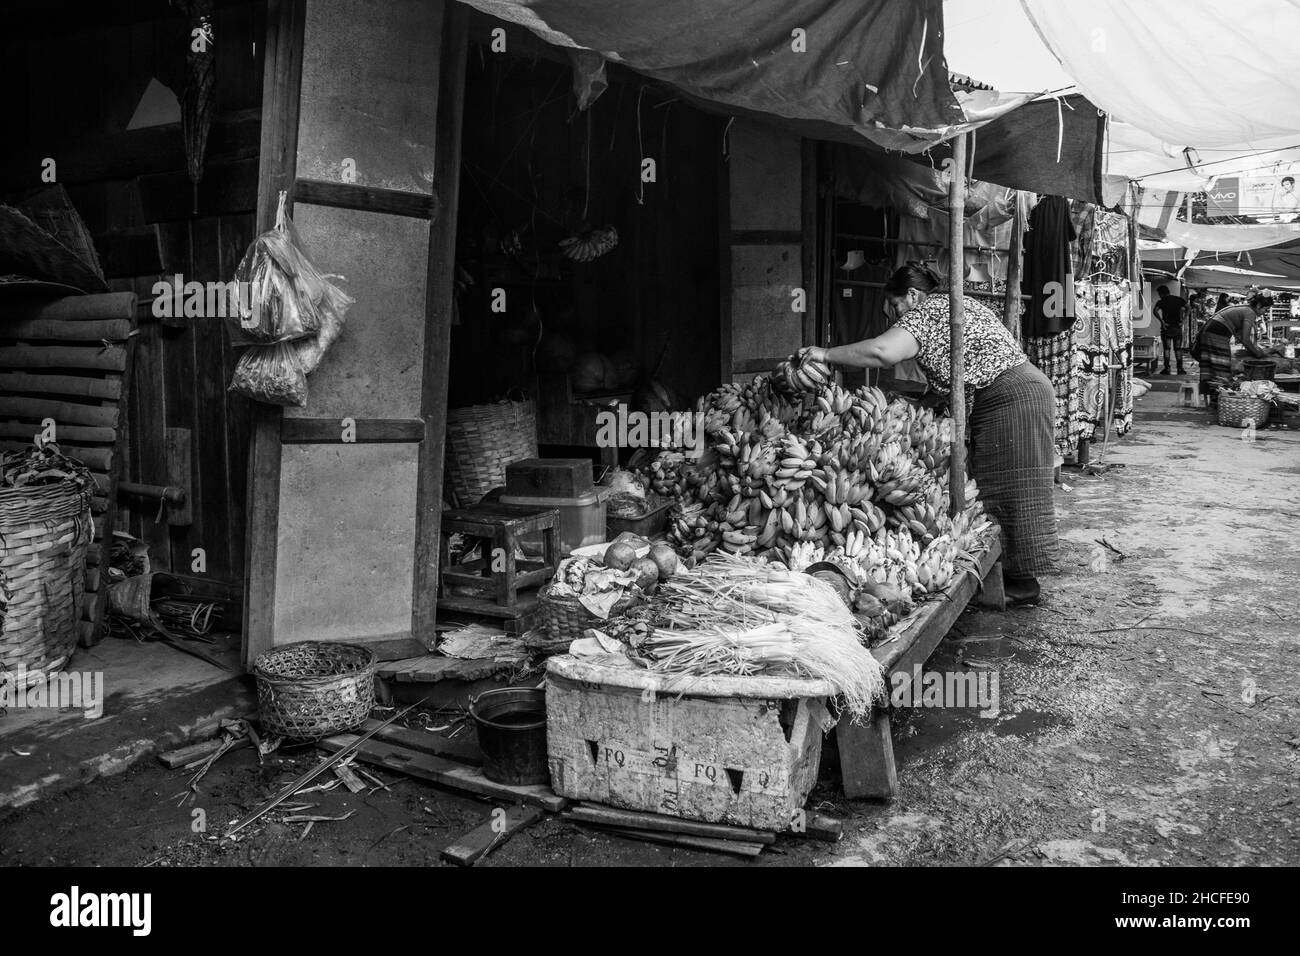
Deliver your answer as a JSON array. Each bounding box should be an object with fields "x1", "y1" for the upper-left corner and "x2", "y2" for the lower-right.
[
  {"x1": 229, "y1": 341, "x2": 308, "y2": 407},
  {"x1": 292, "y1": 276, "x2": 354, "y2": 374},
  {"x1": 226, "y1": 191, "x2": 324, "y2": 345}
]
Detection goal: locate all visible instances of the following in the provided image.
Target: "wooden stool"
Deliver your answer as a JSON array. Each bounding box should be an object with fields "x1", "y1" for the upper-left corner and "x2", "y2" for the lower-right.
[{"x1": 439, "y1": 503, "x2": 560, "y2": 607}]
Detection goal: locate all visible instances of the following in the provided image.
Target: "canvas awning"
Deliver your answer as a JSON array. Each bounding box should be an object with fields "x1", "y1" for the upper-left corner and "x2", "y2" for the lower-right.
[{"x1": 455, "y1": 0, "x2": 1036, "y2": 152}]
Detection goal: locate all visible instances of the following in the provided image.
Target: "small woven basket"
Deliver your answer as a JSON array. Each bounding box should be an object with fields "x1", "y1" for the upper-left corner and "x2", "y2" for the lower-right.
[
  {"x1": 254, "y1": 641, "x2": 377, "y2": 740},
  {"x1": 1218, "y1": 393, "x2": 1271, "y2": 428},
  {"x1": 0, "y1": 480, "x2": 93, "y2": 678},
  {"x1": 445, "y1": 398, "x2": 537, "y2": 505},
  {"x1": 538, "y1": 584, "x2": 638, "y2": 643}
]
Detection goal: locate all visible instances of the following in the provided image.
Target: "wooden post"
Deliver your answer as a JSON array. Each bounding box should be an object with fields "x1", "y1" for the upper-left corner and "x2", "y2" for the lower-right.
[
  {"x1": 413, "y1": 1, "x2": 470, "y2": 644},
  {"x1": 1002, "y1": 190, "x2": 1025, "y2": 342},
  {"x1": 948, "y1": 133, "x2": 968, "y2": 517}
]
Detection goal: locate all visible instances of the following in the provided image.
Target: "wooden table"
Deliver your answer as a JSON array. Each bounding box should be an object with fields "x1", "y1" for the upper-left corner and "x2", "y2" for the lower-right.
[{"x1": 836, "y1": 536, "x2": 1005, "y2": 799}]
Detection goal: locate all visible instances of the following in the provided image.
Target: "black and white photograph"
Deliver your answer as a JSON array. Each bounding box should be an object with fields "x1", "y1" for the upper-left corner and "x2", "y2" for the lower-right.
[{"x1": 0, "y1": 0, "x2": 1294, "y2": 932}]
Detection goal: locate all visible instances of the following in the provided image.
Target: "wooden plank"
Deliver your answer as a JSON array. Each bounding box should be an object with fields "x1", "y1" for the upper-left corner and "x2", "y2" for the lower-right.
[
  {"x1": 412, "y1": 0, "x2": 470, "y2": 645},
  {"x1": 976, "y1": 559, "x2": 1007, "y2": 611},
  {"x1": 356, "y1": 717, "x2": 482, "y2": 766},
  {"x1": 317, "y1": 734, "x2": 567, "y2": 812},
  {"x1": 95, "y1": 226, "x2": 163, "y2": 278},
  {"x1": 576, "y1": 821, "x2": 765, "y2": 858},
  {"x1": 280, "y1": 418, "x2": 424, "y2": 443},
  {"x1": 800, "y1": 138, "x2": 819, "y2": 348},
  {"x1": 0, "y1": 423, "x2": 115, "y2": 444},
  {"x1": 164, "y1": 427, "x2": 193, "y2": 527},
  {"x1": 837, "y1": 709, "x2": 897, "y2": 800},
  {"x1": 292, "y1": 178, "x2": 438, "y2": 220},
  {"x1": 947, "y1": 131, "x2": 968, "y2": 516},
  {"x1": 0, "y1": 319, "x2": 133, "y2": 341},
  {"x1": 0, "y1": 373, "x2": 121, "y2": 400},
  {"x1": 333, "y1": 762, "x2": 367, "y2": 793},
  {"x1": 803, "y1": 811, "x2": 844, "y2": 843},
  {"x1": 0, "y1": 441, "x2": 114, "y2": 471},
  {"x1": 569, "y1": 804, "x2": 777, "y2": 844},
  {"x1": 718, "y1": 133, "x2": 732, "y2": 381},
  {"x1": 0, "y1": 345, "x2": 127, "y2": 372},
  {"x1": 242, "y1": 0, "x2": 305, "y2": 669},
  {"x1": 440, "y1": 805, "x2": 543, "y2": 867},
  {"x1": 0, "y1": 397, "x2": 118, "y2": 428},
  {"x1": 157, "y1": 737, "x2": 227, "y2": 769}
]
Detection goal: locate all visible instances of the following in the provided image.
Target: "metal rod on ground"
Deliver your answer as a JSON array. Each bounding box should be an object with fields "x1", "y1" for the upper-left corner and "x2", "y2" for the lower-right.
[
  {"x1": 1002, "y1": 190, "x2": 1025, "y2": 342},
  {"x1": 948, "y1": 132, "x2": 968, "y2": 517}
]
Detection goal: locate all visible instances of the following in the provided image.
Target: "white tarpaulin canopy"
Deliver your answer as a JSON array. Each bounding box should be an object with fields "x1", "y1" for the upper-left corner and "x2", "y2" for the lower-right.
[{"x1": 945, "y1": 0, "x2": 1300, "y2": 193}]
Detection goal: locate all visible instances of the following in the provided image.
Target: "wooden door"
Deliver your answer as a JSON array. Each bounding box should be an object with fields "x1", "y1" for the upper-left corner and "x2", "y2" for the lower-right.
[
  {"x1": 243, "y1": 0, "x2": 467, "y2": 667},
  {"x1": 719, "y1": 122, "x2": 819, "y2": 384}
]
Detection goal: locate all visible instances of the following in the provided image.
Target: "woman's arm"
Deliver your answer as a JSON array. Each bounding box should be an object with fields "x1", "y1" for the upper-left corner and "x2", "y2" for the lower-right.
[
  {"x1": 1240, "y1": 314, "x2": 1269, "y2": 358},
  {"x1": 815, "y1": 326, "x2": 920, "y2": 369}
]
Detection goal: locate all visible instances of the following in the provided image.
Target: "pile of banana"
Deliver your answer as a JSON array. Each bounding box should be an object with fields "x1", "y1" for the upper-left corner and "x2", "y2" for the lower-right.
[
  {"x1": 641, "y1": 453, "x2": 685, "y2": 499},
  {"x1": 655, "y1": 347, "x2": 992, "y2": 598},
  {"x1": 558, "y1": 225, "x2": 619, "y2": 262}
]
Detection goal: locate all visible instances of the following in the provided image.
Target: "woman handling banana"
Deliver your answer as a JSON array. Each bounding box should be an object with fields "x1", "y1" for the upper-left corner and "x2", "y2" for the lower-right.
[{"x1": 805, "y1": 264, "x2": 1057, "y2": 605}]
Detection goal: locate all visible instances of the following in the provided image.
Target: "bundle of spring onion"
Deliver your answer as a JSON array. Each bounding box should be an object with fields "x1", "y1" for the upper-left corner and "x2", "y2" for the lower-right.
[{"x1": 627, "y1": 552, "x2": 886, "y2": 716}]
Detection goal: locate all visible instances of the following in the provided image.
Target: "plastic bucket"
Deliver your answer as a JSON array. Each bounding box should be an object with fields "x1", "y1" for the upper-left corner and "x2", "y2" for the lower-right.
[{"x1": 470, "y1": 687, "x2": 549, "y2": 786}]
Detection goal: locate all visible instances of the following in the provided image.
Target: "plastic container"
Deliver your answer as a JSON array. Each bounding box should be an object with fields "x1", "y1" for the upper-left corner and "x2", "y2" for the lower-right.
[
  {"x1": 606, "y1": 498, "x2": 672, "y2": 539},
  {"x1": 470, "y1": 687, "x2": 548, "y2": 785},
  {"x1": 499, "y1": 487, "x2": 609, "y2": 555}
]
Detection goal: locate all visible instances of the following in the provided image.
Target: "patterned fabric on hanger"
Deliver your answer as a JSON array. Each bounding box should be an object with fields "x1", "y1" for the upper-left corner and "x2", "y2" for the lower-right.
[
  {"x1": 1024, "y1": 326, "x2": 1082, "y2": 458},
  {"x1": 1074, "y1": 279, "x2": 1134, "y2": 438}
]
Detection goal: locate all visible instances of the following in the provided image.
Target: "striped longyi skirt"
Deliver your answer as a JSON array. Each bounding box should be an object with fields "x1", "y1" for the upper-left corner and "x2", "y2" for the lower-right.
[
  {"x1": 1195, "y1": 321, "x2": 1234, "y2": 393},
  {"x1": 968, "y1": 361, "x2": 1059, "y2": 578}
]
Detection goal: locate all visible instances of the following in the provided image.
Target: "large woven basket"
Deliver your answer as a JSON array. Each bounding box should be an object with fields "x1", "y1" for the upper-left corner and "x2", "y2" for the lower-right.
[
  {"x1": 1218, "y1": 393, "x2": 1271, "y2": 428},
  {"x1": 445, "y1": 398, "x2": 537, "y2": 505},
  {"x1": 0, "y1": 480, "x2": 93, "y2": 678},
  {"x1": 254, "y1": 641, "x2": 376, "y2": 740},
  {"x1": 538, "y1": 584, "x2": 638, "y2": 643}
]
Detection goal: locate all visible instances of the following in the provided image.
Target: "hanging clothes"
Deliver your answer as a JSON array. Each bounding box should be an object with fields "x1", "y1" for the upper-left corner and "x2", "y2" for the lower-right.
[
  {"x1": 1024, "y1": 325, "x2": 1081, "y2": 458},
  {"x1": 1074, "y1": 278, "x2": 1134, "y2": 438},
  {"x1": 1020, "y1": 195, "x2": 1077, "y2": 338}
]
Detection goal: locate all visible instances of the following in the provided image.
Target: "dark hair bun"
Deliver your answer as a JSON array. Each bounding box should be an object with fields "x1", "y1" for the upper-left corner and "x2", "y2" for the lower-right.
[{"x1": 884, "y1": 262, "x2": 942, "y2": 296}]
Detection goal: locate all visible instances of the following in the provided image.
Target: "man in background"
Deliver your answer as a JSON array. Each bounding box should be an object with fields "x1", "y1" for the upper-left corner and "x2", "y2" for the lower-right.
[{"x1": 1153, "y1": 285, "x2": 1187, "y2": 375}]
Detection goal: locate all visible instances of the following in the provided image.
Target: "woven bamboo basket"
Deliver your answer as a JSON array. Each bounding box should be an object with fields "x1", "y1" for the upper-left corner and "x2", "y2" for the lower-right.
[
  {"x1": 538, "y1": 583, "x2": 638, "y2": 643},
  {"x1": 254, "y1": 641, "x2": 377, "y2": 740},
  {"x1": 445, "y1": 398, "x2": 537, "y2": 505},
  {"x1": 1218, "y1": 393, "x2": 1271, "y2": 428},
  {"x1": 0, "y1": 480, "x2": 93, "y2": 678}
]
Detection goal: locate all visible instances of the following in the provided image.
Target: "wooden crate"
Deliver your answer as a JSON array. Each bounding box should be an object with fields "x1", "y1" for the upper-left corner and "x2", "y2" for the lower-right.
[{"x1": 545, "y1": 657, "x2": 835, "y2": 831}]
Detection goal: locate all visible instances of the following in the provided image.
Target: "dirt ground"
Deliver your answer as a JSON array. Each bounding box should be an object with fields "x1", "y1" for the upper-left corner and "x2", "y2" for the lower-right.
[{"x1": 2, "y1": 387, "x2": 1297, "y2": 867}]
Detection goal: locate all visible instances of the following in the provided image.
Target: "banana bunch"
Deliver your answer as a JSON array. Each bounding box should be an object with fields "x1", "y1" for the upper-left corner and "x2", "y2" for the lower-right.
[
  {"x1": 888, "y1": 477, "x2": 949, "y2": 545},
  {"x1": 906, "y1": 408, "x2": 951, "y2": 478},
  {"x1": 913, "y1": 533, "x2": 960, "y2": 595},
  {"x1": 881, "y1": 398, "x2": 918, "y2": 445},
  {"x1": 558, "y1": 225, "x2": 618, "y2": 262},
  {"x1": 734, "y1": 437, "x2": 778, "y2": 496},
  {"x1": 769, "y1": 435, "x2": 821, "y2": 492},
  {"x1": 784, "y1": 540, "x2": 826, "y2": 572},
  {"x1": 773, "y1": 486, "x2": 830, "y2": 544},
  {"x1": 869, "y1": 440, "x2": 926, "y2": 506},
  {"x1": 640, "y1": 453, "x2": 685, "y2": 498},
  {"x1": 771, "y1": 348, "x2": 833, "y2": 397}
]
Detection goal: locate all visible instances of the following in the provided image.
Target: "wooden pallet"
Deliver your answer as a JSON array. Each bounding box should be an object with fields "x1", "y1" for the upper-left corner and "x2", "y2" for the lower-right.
[
  {"x1": 0, "y1": 291, "x2": 137, "y2": 646},
  {"x1": 837, "y1": 536, "x2": 1004, "y2": 800}
]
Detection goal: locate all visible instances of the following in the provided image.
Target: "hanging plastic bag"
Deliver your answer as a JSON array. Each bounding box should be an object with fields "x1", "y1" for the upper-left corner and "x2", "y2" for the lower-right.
[
  {"x1": 227, "y1": 191, "x2": 324, "y2": 345},
  {"x1": 292, "y1": 276, "x2": 354, "y2": 373},
  {"x1": 229, "y1": 341, "x2": 308, "y2": 406}
]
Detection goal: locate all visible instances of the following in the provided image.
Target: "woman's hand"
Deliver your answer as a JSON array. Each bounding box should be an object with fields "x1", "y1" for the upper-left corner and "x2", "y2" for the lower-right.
[{"x1": 803, "y1": 346, "x2": 830, "y2": 365}]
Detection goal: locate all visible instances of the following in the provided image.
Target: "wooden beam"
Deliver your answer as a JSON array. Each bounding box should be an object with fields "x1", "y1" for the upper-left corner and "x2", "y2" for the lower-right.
[
  {"x1": 1002, "y1": 190, "x2": 1026, "y2": 340},
  {"x1": 281, "y1": 418, "x2": 424, "y2": 443},
  {"x1": 947, "y1": 132, "x2": 967, "y2": 518},
  {"x1": 0, "y1": 373, "x2": 121, "y2": 400},
  {"x1": 242, "y1": 0, "x2": 305, "y2": 670},
  {"x1": 0, "y1": 318, "x2": 133, "y2": 341},
  {"x1": 729, "y1": 229, "x2": 803, "y2": 245},
  {"x1": 412, "y1": 1, "x2": 470, "y2": 646},
  {"x1": 292, "y1": 178, "x2": 439, "y2": 220},
  {"x1": 0, "y1": 345, "x2": 127, "y2": 372},
  {"x1": 800, "y1": 138, "x2": 818, "y2": 348}
]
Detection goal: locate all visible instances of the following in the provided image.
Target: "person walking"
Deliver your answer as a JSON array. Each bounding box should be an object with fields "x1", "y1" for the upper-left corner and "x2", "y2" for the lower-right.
[
  {"x1": 1152, "y1": 284, "x2": 1187, "y2": 374},
  {"x1": 805, "y1": 264, "x2": 1057, "y2": 605}
]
